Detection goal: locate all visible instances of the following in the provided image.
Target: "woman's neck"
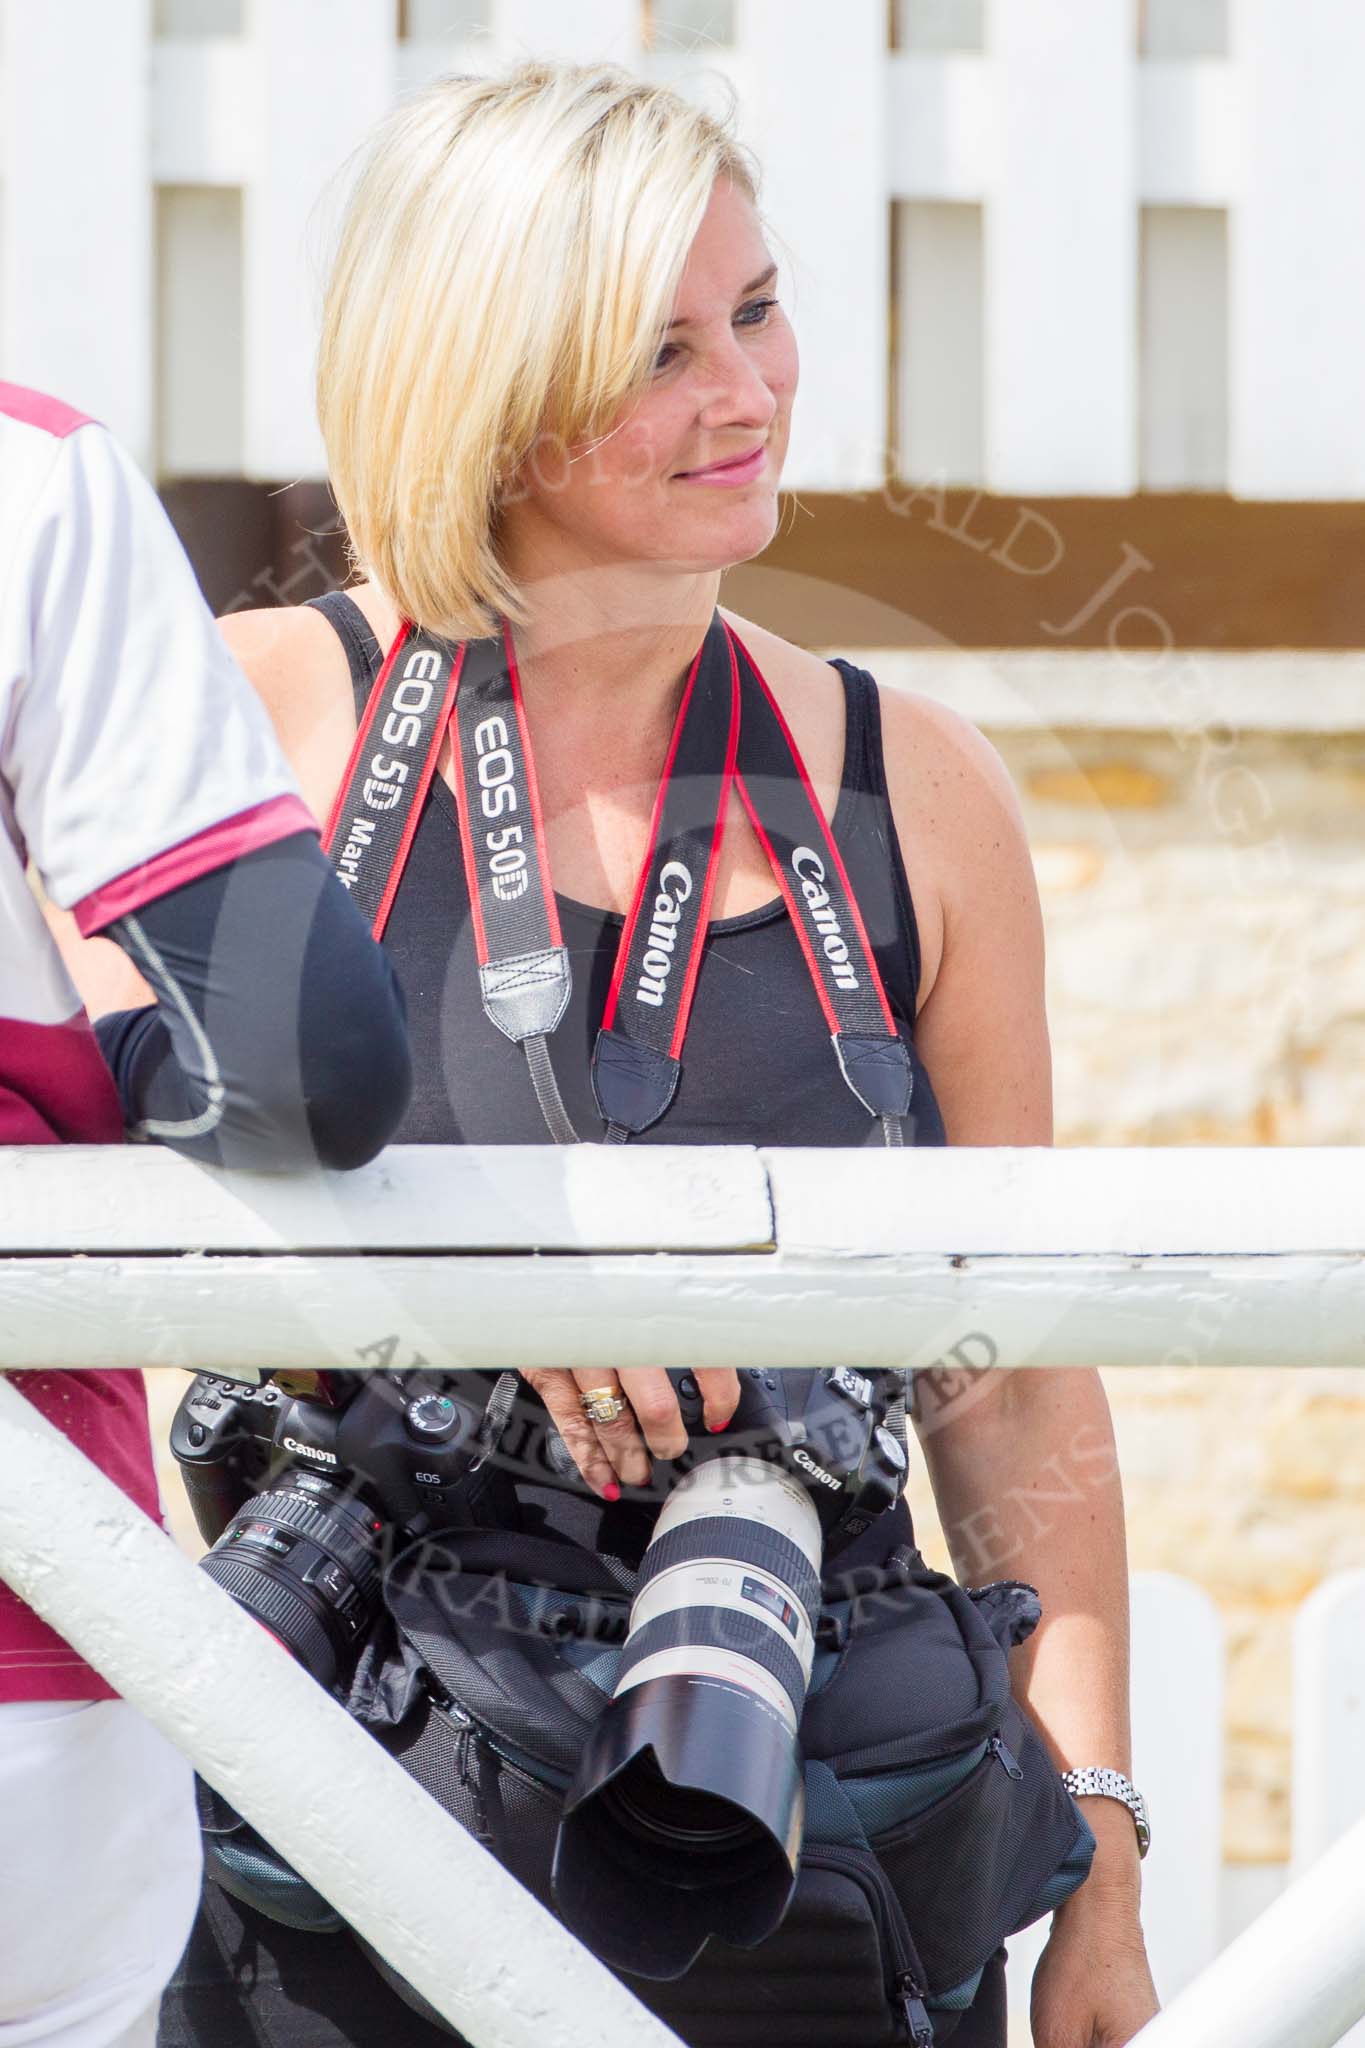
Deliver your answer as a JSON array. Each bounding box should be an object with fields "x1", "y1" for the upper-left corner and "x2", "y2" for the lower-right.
[
  {"x1": 346, "y1": 564, "x2": 722, "y2": 736},
  {"x1": 508, "y1": 566, "x2": 721, "y2": 728}
]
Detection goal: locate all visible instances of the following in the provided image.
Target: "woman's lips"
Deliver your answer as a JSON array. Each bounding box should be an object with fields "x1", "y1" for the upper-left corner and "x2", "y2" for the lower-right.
[{"x1": 675, "y1": 444, "x2": 767, "y2": 485}]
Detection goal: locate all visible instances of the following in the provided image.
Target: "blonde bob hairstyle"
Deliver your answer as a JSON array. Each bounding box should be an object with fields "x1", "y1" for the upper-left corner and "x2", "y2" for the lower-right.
[{"x1": 316, "y1": 59, "x2": 764, "y2": 643}]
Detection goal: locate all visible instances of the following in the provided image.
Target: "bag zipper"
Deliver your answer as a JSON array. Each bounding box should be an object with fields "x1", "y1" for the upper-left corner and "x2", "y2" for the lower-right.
[
  {"x1": 819, "y1": 1681, "x2": 1007, "y2": 1779},
  {"x1": 432, "y1": 1692, "x2": 574, "y2": 1791},
  {"x1": 895, "y1": 1974, "x2": 936, "y2": 2048},
  {"x1": 452, "y1": 1719, "x2": 494, "y2": 1845},
  {"x1": 990, "y1": 1730, "x2": 1024, "y2": 1781},
  {"x1": 802, "y1": 1842, "x2": 935, "y2": 2045}
]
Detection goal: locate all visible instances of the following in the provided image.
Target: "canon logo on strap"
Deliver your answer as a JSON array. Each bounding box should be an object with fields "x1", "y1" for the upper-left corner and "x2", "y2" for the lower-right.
[
  {"x1": 790, "y1": 848, "x2": 859, "y2": 992},
  {"x1": 634, "y1": 860, "x2": 693, "y2": 1008}
]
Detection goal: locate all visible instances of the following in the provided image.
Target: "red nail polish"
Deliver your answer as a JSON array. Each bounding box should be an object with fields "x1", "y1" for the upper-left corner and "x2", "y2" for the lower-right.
[
  {"x1": 706, "y1": 1421, "x2": 728, "y2": 1434},
  {"x1": 602, "y1": 1480, "x2": 622, "y2": 1501}
]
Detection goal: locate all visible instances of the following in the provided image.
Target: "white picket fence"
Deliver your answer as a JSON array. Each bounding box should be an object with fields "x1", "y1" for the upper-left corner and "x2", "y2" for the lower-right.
[{"x1": 1, "y1": 0, "x2": 1360, "y2": 499}]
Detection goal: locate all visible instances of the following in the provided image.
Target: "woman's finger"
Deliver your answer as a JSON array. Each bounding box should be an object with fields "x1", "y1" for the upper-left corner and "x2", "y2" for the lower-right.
[
  {"x1": 571, "y1": 1369, "x2": 652, "y2": 1489},
  {"x1": 616, "y1": 1369, "x2": 690, "y2": 1465},
  {"x1": 521, "y1": 1369, "x2": 621, "y2": 1500},
  {"x1": 692, "y1": 1368, "x2": 742, "y2": 1434}
]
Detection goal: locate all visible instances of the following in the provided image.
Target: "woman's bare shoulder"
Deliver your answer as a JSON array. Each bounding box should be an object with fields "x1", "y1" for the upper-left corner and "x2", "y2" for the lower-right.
[
  {"x1": 715, "y1": 606, "x2": 849, "y2": 787},
  {"x1": 875, "y1": 684, "x2": 1031, "y2": 891},
  {"x1": 216, "y1": 600, "x2": 350, "y2": 717},
  {"x1": 725, "y1": 616, "x2": 1037, "y2": 1030},
  {"x1": 216, "y1": 600, "x2": 361, "y2": 826},
  {"x1": 716, "y1": 606, "x2": 834, "y2": 693}
]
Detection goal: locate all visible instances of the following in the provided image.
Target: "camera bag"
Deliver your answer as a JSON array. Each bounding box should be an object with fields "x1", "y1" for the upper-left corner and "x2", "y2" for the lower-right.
[{"x1": 201, "y1": 1496, "x2": 1095, "y2": 2047}]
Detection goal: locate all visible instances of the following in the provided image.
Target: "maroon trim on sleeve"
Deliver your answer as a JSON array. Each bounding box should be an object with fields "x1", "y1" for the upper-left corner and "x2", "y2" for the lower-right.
[
  {"x1": 0, "y1": 382, "x2": 96, "y2": 439},
  {"x1": 71, "y1": 792, "x2": 319, "y2": 937}
]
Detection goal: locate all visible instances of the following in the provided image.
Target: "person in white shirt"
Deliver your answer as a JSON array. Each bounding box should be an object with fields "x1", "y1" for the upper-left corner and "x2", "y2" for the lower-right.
[{"x1": 0, "y1": 381, "x2": 412, "y2": 2047}]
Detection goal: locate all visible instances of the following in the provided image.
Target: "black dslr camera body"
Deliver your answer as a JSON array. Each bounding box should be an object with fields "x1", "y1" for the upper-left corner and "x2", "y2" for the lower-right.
[
  {"x1": 170, "y1": 1369, "x2": 493, "y2": 1690},
  {"x1": 662, "y1": 1364, "x2": 908, "y2": 1552},
  {"x1": 168, "y1": 1361, "x2": 906, "y2": 1703}
]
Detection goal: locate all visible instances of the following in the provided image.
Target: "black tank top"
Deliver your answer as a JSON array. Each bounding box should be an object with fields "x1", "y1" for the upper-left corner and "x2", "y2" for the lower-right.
[{"x1": 307, "y1": 592, "x2": 945, "y2": 1150}]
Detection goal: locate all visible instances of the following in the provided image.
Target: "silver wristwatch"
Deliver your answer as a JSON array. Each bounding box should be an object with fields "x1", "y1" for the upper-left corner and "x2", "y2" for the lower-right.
[{"x1": 1059, "y1": 1766, "x2": 1151, "y2": 1859}]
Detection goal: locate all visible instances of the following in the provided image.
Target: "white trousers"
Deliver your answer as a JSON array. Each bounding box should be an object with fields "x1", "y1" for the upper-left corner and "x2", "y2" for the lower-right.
[{"x1": 0, "y1": 1700, "x2": 202, "y2": 2048}]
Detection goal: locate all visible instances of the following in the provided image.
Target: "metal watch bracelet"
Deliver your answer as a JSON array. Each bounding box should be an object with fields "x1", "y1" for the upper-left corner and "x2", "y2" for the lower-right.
[{"x1": 1059, "y1": 1766, "x2": 1151, "y2": 1859}]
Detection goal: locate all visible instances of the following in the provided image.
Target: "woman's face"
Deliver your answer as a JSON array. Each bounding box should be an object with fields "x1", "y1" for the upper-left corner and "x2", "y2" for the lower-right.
[{"x1": 500, "y1": 177, "x2": 797, "y2": 577}]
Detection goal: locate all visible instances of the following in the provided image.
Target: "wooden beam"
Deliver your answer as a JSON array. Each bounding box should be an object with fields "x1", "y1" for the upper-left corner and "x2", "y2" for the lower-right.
[
  {"x1": 724, "y1": 489, "x2": 1365, "y2": 650},
  {"x1": 162, "y1": 479, "x2": 1365, "y2": 652}
]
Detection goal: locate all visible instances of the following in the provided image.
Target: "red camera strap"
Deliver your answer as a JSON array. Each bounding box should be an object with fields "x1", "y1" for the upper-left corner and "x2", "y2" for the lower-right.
[{"x1": 326, "y1": 610, "x2": 912, "y2": 1144}]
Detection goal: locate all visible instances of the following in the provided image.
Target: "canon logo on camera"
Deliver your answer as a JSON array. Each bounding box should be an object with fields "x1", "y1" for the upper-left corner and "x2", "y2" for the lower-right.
[
  {"x1": 282, "y1": 1436, "x2": 338, "y2": 1466},
  {"x1": 791, "y1": 1446, "x2": 840, "y2": 1491}
]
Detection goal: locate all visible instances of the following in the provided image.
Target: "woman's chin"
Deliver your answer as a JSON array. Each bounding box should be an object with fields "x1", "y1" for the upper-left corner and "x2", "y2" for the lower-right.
[{"x1": 670, "y1": 500, "x2": 782, "y2": 570}]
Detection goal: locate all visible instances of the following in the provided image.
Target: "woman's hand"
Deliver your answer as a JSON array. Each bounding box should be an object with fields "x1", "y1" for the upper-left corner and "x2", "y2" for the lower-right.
[
  {"x1": 520, "y1": 1369, "x2": 742, "y2": 1498},
  {"x1": 1030, "y1": 1885, "x2": 1160, "y2": 2048}
]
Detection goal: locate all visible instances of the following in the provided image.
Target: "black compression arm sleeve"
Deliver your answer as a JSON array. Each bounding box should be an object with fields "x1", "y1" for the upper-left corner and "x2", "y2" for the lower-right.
[{"x1": 92, "y1": 830, "x2": 411, "y2": 1171}]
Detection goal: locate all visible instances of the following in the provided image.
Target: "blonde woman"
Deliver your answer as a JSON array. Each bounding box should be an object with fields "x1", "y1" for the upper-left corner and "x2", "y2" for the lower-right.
[{"x1": 149, "y1": 59, "x2": 1156, "y2": 2048}]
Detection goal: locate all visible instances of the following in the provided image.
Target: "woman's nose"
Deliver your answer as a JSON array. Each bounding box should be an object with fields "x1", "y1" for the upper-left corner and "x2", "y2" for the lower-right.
[{"x1": 695, "y1": 346, "x2": 779, "y2": 430}]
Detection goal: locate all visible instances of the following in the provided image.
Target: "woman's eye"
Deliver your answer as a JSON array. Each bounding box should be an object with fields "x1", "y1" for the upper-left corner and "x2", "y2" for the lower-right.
[{"x1": 652, "y1": 297, "x2": 780, "y2": 375}]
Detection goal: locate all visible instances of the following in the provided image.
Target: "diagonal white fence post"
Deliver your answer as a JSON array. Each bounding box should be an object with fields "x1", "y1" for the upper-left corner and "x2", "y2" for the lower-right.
[
  {"x1": 0, "y1": 1375, "x2": 682, "y2": 2048},
  {"x1": 1127, "y1": 1794, "x2": 1365, "y2": 2048}
]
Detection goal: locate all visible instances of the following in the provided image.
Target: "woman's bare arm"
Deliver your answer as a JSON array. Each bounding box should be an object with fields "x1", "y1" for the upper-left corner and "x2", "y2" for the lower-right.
[
  {"x1": 40, "y1": 890, "x2": 152, "y2": 1010},
  {"x1": 216, "y1": 606, "x2": 359, "y2": 827},
  {"x1": 881, "y1": 694, "x2": 1145, "y2": 1917}
]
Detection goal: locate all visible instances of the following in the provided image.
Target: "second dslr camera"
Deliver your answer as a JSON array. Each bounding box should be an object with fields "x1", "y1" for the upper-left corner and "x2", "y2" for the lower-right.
[{"x1": 169, "y1": 1368, "x2": 493, "y2": 1689}]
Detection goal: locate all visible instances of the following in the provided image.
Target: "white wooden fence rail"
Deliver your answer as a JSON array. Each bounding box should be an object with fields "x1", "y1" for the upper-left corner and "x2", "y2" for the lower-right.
[
  {"x1": 2, "y1": 1142, "x2": 1365, "y2": 2042},
  {"x1": 1, "y1": 0, "x2": 1358, "y2": 498},
  {"x1": 2, "y1": 1144, "x2": 1362, "y2": 1372}
]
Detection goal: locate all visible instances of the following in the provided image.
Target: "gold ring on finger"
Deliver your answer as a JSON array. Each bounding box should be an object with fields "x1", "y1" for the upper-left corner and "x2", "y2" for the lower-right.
[{"x1": 579, "y1": 1386, "x2": 628, "y2": 1426}]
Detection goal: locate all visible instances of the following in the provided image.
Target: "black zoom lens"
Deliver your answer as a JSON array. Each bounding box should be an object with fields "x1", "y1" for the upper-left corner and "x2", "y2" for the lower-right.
[{"x1": 200, "y1": 1473, "x2": 384, "y2": 1689}]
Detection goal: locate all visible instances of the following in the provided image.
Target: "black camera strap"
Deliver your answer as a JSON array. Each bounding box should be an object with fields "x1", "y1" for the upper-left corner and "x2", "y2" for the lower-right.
[
  {"x1": 325, "y1": 609, "x2": 912, "y2": 1145},
  {"x1": 586, "y1": 614, "x2": 738, "y2": 1140},
  {"x1": 730, "y1": 638, "x2": 914, "y2": 1140},
  {"x1": 322, "y1": 630, "x2": 461, "y2": 938}
]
